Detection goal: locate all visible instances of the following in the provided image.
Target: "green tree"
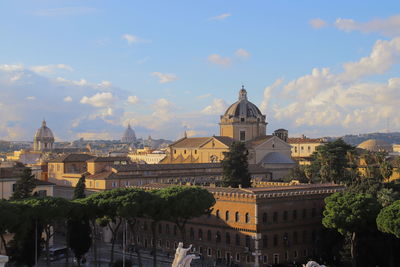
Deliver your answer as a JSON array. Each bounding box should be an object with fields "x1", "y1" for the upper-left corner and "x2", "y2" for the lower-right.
[
  {"x1": 11, "y1": 168, "x2": 36, "y2": 200},
  {"x1": 310, "y1": 138, "x2": 355, "y2": 184},
  {"x1": 0, "y1": 200, "x2": 19, "y2": 255},
  {"x1": 144, "y1": 190, "x2": 169, "y2": 267},
  {"x1": 221, "y1": 141, "x2": 251, "y2": 188},
  {"x1": 19, "y1": 197, "x2": 72, "y2": 267},
  {"x1": 377, "y1": 188, "x2": 399, "y2": 207},
  {"x1": 377, "y1": 200, "x2": 400, "y2": 238},
  {"x1": 159, "y1": 186, "x2": 215, "y2": 243},
  {"x1": 68, "y1": 175, "x2": 91, "y2": 267},
  {"x1": 380, "y1": 160, "x2": 393, "y2": 182},
  {"x1": 322, "y1": 192, "x2": 381, "y2": 267},
  {"x1": 74, "y1": 174, "x2": 86, "y2": 199}
]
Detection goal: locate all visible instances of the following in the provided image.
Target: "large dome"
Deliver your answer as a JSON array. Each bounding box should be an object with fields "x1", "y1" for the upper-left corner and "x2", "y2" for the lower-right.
[
  {"x1": 224, "y1": 87, "x2": 263, "y2": 118},
  {"x1": 34, "y1": 120, "x2": 54, "y2": 141},
  {"x1": 121, "y1": 124, "x2": 136, "y2": 143},
  {"x1": 357, "y1": 139, "x2": 393, "y2": 152}
]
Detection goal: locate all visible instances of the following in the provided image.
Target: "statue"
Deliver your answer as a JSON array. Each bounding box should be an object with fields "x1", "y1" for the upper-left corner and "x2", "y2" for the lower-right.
[
  {"x1": 172, "y1": 242, "x2": 198, "y2": 267},
  {"x1": 303, "y1": 261, "x2": 326, "y2": 267}
]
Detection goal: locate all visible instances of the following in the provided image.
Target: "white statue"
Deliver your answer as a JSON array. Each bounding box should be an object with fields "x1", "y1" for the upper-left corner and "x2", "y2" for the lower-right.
[
  {"x1": 303, "y1": 261, "x2": 326, "y2": 267},
  {"x1": 172, "y1": 242, "x2": 196, "y2": 267}
]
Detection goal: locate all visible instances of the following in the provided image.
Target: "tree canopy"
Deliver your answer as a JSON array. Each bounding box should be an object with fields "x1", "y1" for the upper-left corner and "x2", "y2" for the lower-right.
[
  {"x1": 11, "y1": 168, "x2": 36, "y2": 200},
  {"x1": 376, "y1": 200, "x2": 400, "y2": 238},
  {"x1": 221, "y1": 141, "x2": 251, "y2": 188}
]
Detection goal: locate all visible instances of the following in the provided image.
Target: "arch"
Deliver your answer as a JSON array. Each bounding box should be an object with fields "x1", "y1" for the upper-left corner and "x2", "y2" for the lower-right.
[
  {"x1": 225, "y1": 210, "x2": 230, "y2": 221},
  {"x1": 235, "y1": 211, "x2": 240, "y2": 222},
  {"x1": 245, "y1": 213, "x2": 250, "y2": 223}
]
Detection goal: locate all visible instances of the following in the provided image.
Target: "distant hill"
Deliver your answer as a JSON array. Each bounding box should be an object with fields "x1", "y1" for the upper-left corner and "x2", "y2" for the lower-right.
[{"x1": 324, "y1": 132, "x2": 400, "y2": 146}]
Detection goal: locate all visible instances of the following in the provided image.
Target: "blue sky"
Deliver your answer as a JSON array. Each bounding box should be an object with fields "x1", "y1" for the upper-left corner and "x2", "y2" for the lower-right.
[{"x1": 1, "y1": 0, "x2": 400, "y2": 141}]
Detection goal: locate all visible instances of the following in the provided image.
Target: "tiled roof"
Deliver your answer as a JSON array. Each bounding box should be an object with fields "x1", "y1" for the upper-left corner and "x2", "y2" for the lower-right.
[
  {"x1": 49, "y1": 153, "x2": 95, "y2": 163},
  {"x1": 113, "y1": 162, "x2": 222, "y2": 172},
  {"x1": 212, "y1": 136, "x2": 234, "y2": 147},
  {"x1": 246, "y1": 135, "x2": 273, "y2": 147},
  {"x1": 287, "y1": 138, "x2": 324, "y2": 144},
  {"x1": 86, "y1": 156, "x2": 130, "y2": 162},
  {"x1": 170, "y1": 137, "x2": 211, "y2": 148}
]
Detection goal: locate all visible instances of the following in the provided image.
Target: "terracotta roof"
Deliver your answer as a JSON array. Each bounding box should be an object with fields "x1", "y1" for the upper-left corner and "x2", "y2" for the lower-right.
[
  {"x1": 49, "y1": 153, "x2": 95, "y2": 163},
  {"x1": 287, "y1": 138, "x2": 324, "y2": 144},
  {"x1": 212, "y1": 136, "x2": 234, "y2": 147},
  {"x1": 137, "y1": 183, "x2": 345, "y2": 197},
  {"x1": 246, "y1": 135, "x2": 273, "y2": 147},
  {"x1": 113, "y1": 162, "x2": 221, "y2": 172},
  {"x1": 86, "y1": 156, "x2": 130, "y2": 162},
  {"x1": 170, "y1": 137, "x2": 211, "y2": 148}
]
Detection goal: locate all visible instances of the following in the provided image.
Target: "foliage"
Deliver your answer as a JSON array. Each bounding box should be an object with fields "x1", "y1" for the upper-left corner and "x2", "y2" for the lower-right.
[
  {"x1": 221, "y1": 141, "x2": 251, "y2": 188},
  {"x1": 380, "y1": 159, "x2": 393, "y2": 182},
  {"x1": 377, "y1": 188, "x2": 399, "y2": 207},
  {"x1": 11, "y1": 168, "x2": 36, "y2": 200},
  {"x1": 310, "y1": 138, "x2": 355, "y2": 184},
  {"x1": 287, "y1": 165, "x2": 308, "y2": 183},
  {"x1": 376, "y1": 200, "x2": 400, "y2": 238},
  {"x1": 74, "y1": 175, "x2": 86, "y2": 199},
  {"x1": 158, "y1": 186, "x2": 215, "y2": 239},
  {"x1": 323, "y1": 192, "x2": 381, "y2": 267},
  {"x1": 0, "y1": 200, "x2": 19, "y2": 255},
  {"x1": 68, "y1": 175, "x2": 91, "y2": 266}
]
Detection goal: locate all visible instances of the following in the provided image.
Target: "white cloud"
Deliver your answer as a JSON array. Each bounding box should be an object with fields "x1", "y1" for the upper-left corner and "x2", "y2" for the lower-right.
[
  {"x1": 209, "y1": 13, "x2": 231, "y2": 21},
  {"x1": 127, "y1": 95, "x2": 139, "y2": 104},
  {"x1": 197, "y1": 93, "x2": 212, "y2": 99},
  {"x1": 309, "y1": 18, "x2": 327, "y2": 29},
  {"x1": 260, "y1": 78, "x2": 283, "y2": 112},
  {"x1": 201, "y1": 98, "x2": 227, "y2": 115},
  {"x1": 80, "y1": 92, "x2": 116, "y2": 107},
  {"x1": 30, "y1": 64, "x2": 73, "y2": 74},
  {"x1": 335, "y1": 15, "x2": 400, "y2": 37},
  {"x1": 76, "y1": 132, "x2": 113, "y2": 140},
  {"x1": 64, "y1": 96, "x2": 73, "y2": 102},
  {"x1": 56, "y1": 77, "x2": 88, "y2": 86},
  {"x1": 122, "y1": 34, "x2": 150, "y2": 44},
  {"x1": 265, "y1": 37, "x2": 400, "y2": 135},
  {"x1": 26, "y1": 96, "x2": 36, "y2": 100},
  {"x1": 235, "y1": 48, "x2": 251, "y2": 59},
  {"x1": 151, "y1": 72, "x2": 178, "y2": 83},
  {"x1": 208, "y1": 54, "x2": 232, "y2": 67},
  {"x1": 0, "y1": 64, "x2": 24, "y2": 71},
  {"x1": 33, "y1": 7, "x2": 97, "y2": 17}
]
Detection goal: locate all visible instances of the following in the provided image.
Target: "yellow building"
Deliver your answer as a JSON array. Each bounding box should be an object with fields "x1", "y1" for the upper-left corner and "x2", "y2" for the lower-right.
[
  {"x1": 161, "y1": 87, "x2": 295, "y2": 179},
  {"x1": 288, "y1": 136, "x2": 325, "y2": 165}
]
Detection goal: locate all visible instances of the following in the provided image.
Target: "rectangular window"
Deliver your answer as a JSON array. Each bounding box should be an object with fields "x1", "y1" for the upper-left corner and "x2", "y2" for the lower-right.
[
  {"x1": 240, "y1": 131, "x2": 246, "y2": 141},
  {"x1": 273, "y1": 254, "x2": 279, "y2": 264}
]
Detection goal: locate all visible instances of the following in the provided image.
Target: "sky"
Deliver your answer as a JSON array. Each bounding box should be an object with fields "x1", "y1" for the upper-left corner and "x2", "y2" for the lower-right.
[{"x1": 1, "y1": 0, "x2": 400, "y2": 141}]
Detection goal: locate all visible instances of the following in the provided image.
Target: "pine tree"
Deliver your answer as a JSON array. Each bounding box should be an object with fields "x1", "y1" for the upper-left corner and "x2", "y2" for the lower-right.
[
  {"x1": 74, "y1": 175, "x2": 86, "y2": 199},
  {"x1": 11, "y1": 168, "x2": 36, "y2": 200},
  {"x1": 221, "y1": 141, "x2": 252, "y2": 188}
]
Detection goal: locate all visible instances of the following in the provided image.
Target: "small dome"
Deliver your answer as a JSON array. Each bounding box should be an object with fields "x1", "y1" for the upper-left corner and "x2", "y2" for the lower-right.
[
  {"x1": 121, "y1": 124, "x2": 136, "y2": 143},
  {"x1": 357, "y1": 139, "x2": 393, "y2": 152},
  {"x1": 34, "y1": 120, "x2": 54, "y2": 140},
  {"x1": 224, "y1": 86, "x2": 263, "y2": 118}
]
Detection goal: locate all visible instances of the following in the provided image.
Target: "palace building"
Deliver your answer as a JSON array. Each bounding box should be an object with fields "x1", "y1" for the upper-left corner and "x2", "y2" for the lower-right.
[
  {"x1": 161, "y1": 86, "x2": 295, "y2": 179},
  {"x1": 135, "y1": 183, "x2": 344, "y2": 267}
]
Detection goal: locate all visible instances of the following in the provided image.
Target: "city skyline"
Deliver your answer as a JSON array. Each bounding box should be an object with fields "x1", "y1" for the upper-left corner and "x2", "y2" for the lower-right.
[{"x1": 1, "y1": 1, "x2": 400, "y2": 141}]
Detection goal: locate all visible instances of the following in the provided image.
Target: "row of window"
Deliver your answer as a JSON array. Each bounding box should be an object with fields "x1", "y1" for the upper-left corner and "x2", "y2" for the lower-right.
[{"x1": 213, "y1": 207, "x2": 320, "y2": 224}]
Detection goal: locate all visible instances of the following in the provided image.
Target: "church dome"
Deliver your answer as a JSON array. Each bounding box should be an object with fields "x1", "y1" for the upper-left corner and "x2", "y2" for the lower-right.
[
  {"x1": 357, "y1": 139, "x2": 393, "y2": 152},
  {"x1": 34, "y1": 120, "x2": 54, "y2": 141},
  {"x1": 224, "y1": 86, "x2": 263, "y2": 118},
  {"x1": 121, "y1": 124, "x2": 136, "y2": 143}
]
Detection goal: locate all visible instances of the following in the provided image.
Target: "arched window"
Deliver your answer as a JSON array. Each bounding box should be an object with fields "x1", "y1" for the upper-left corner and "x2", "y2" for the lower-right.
[
  {"x1": 207, "y1": 230, "x2": 212, "y2": 241},
  {"x1": 235, "y1": 234, "x2": 240, "y2": 246},
  {"x1": 262, "y1": 235, "x2": 268, "y2": 248},
  {"x1": 293, "y1": 231, "x2": 298, "y2": 244},
  {"x1": 273, "y1": 234, "x2": 278, "y2": 247},
  {"x1": 225, "y1": 211, "x2": 230, "y2": 221},
  {"x1": 273, "y1": 212, "x2": 278, "y2": 223},
  {"x1": 245, "y1": 236, "x2": 251, "y2": 248},
  {"x1": 245, "y1": 213, "x2": 250, "y2": 223},
  {"x1": 226, "y1": 233, "x2": 231, "y2": 244},
  {"x1": 190, "y1": 228, "x2": 194, "y2": 240},
  {"x1": 262, "y1": 212, "x2": 267, "y2": 224},
  {"x1": 283, "y1": 232, "x2": 289, "y2": 246},
  {"x1": 235, "y1": 211, "x2": 240, "y2": 222},
  {"x1": 216, "y1": 210, "x2": 220, "y2": 219},
  {"x1": 216, "y1": 231, "x2": 221, "y2": 243},
  {"x1": 198, "y1": 229, "x2": 203, "y2": 240}
]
